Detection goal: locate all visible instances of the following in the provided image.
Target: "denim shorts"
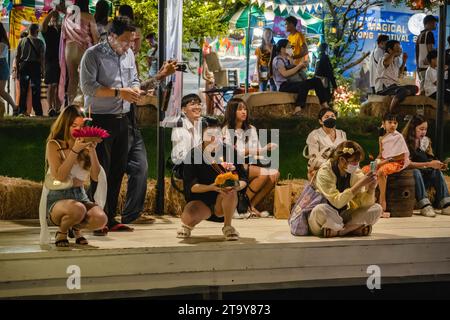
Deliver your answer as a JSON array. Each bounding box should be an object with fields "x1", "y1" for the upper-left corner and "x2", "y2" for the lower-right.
[{"x1": 47, "y1": 187, "x2": 94, "y2": 226}]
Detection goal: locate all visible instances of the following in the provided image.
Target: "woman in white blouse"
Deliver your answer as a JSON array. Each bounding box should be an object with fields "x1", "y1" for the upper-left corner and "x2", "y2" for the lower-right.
[
  {"x1": 305, "y1": 108, "x2": 347, "y2": 180},
  {"x1": 222, "y1": 98, "x2": 280, "y2": 217}
]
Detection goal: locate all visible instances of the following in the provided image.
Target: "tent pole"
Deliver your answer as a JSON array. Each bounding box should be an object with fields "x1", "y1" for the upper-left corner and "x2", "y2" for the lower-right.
[
  {"x1": 245, "y1": 4, "x2": 251, "y2": 93},
  {"x1": 156, "y1": 0, "x2": 166, "y2": 215},
  {"x1": 435, "y1": 0, "x2": 447, "y2": 159},
  {"x1": 6, "y1": 9, "x2": 12, "y2": 115}
]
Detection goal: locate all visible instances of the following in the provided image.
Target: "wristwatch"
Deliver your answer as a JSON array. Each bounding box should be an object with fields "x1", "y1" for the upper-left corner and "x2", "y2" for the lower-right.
[{"x1": 114, "y1": 88, "x2": 119, "y2": 97}]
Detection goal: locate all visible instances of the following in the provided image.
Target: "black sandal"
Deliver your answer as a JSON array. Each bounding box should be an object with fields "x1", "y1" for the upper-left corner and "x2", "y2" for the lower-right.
[
  {"x1": 55, "y1": 231, "x2": 69, "y2": 247},
  {"x1": 69, "y1": 227, "x2": 89, "y2": 245}
]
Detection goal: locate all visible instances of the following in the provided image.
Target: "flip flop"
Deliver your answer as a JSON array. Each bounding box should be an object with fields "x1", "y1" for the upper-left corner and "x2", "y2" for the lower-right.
[
  {"x1": 93, "y1": 227, "x2": 109, "y2": 236},
  {"x1": 109, "y1": 223, "x2": 134, "y2": 232}
]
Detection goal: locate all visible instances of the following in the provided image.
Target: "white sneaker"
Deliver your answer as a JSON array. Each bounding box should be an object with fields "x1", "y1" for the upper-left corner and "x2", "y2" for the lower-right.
[
  {"x1": 259, "y1": 211, "x2": 270, "y2": 218},
  {"x1": 420, "y1": 205, "x2": 436, "y2": 217},
  {"x1": 441, "y1": 206, "x2": 450, "y2": 215},
  {"x1": 233, "y1": 210, "x2": 250, "y2": 219}
]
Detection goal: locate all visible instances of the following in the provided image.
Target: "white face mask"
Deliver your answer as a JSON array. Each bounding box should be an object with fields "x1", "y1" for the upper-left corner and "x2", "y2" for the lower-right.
[
  {"x1": 286, "y1": 47, "x2": 293, "y2": 56},
  {"x1": 345, "y1": 163, "x2": 360, "y2": 174}
]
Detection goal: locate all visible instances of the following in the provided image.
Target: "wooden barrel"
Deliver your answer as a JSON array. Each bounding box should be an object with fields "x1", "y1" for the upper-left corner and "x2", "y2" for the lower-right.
[{"x1": 386, "y1": 169, "x2": 416, "y2": 217}]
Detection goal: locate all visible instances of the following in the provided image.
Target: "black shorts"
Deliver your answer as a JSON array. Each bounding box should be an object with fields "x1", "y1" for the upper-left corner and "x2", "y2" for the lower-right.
[{"x1": 204, "y1": 201, "x2": 224, "y2": 223}]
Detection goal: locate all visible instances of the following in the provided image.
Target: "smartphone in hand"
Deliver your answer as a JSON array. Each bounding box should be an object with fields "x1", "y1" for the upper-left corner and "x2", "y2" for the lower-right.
[{"x1": 370, "y1": 161, "x2": 377, "y2": 174}]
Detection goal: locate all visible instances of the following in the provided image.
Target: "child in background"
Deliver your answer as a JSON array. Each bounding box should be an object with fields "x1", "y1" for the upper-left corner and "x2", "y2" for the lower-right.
[
  {"x1": 363, "y1": 113, "x2": 410, "y2": 218},
  {"x1": 424, "y1": 49, "x2": 450, "y2": 103}
]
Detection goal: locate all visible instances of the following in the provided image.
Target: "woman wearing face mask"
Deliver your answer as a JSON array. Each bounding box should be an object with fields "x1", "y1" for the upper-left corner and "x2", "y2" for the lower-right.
[
  {"x1": 308, "y1": 141, "x2": 382, "y2": 238},
  {"x1": 255, "y1": 28, "x2": 276, "y2": 92},
  {"x1": 402, "y1": 115, "x2": 450, "y2": 216},
  {"x1": 178, "y1": 117, "x2": 248, "y2": 241},
  {"x1": 305, "y1": 108, "x2": 347, "y2": 181},
  {"x1": 270, "y1": 39, "x2": 329, "y2": 116}
]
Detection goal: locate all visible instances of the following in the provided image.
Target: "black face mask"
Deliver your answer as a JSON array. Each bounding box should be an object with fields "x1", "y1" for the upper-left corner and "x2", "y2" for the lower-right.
[{"x1": 323, "y1": 118, "x2": 336, "y2": 128}]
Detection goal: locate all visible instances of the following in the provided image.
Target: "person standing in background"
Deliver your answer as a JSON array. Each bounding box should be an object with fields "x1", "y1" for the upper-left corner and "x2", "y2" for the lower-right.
[
  {"x1": 415, "y1": 15, "x2": 437, "y2": 94},
  {"x1": 42, "y1": 10, "x2": 62, "y2": 117},
  {"x1": 16, "y1": 24, "x2": 45, "y2": 117}
]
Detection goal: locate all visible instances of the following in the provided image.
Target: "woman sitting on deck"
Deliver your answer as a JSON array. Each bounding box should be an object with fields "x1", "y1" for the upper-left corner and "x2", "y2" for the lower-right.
[{"x1": 308, "y1": 141, "x2": 382, "y2": 238}]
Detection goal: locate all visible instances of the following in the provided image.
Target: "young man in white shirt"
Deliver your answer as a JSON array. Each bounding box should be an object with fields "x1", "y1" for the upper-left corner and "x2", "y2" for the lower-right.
[
  {"x1": 415, "y1": 15, "x2": 437, "y2": 93},
  {"x1": 375, "y1": 40, "x2": 418, "y2": 112},
  {"x1": 369, "y1": 34, "x2": 389, "y2": 94},
  {"x1": 171, "y1": 94, "x2": 203, "y2": 166},
  {"x1": 424, "y1": 49, "x2": 450, "y2": 103}
]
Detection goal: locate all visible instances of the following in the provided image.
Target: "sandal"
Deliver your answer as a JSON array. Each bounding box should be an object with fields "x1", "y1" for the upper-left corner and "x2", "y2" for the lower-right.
[
  {"x1": 68, "y1": 228, "x2": 89, "y2": 245},
  {"x1": 322, "y1": 228, "x2": 340, "y2": 238},
  {"x1": 222, "y1": 225, "x2": 239, "y2": 241},
  {"x1": 109, "y1": 223, "x2": 134, "y2": 232},
  {"x1": 350, "y1": 225, "x2": 372, "y2": 237},
  {"x1": 55, "y1": 231, "x2": 69, "y2": 247},
  {"x1": 93, "y1": 226, "x2": 109, "y2": 236},
  {"x1": 177, "y1": 224, "x2": 193, "y2": 238}
]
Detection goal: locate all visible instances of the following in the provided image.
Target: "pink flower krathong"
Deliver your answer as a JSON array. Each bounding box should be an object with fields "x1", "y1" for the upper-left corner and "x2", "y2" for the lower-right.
[{"x1": 72, "y1": 126, "x2": 110, "y2": 139}]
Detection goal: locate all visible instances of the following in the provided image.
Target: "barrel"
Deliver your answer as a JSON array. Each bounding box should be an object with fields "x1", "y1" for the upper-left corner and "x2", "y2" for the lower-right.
[{"x1": 386, "y1": 169, "x2": 416, "y2": 217}]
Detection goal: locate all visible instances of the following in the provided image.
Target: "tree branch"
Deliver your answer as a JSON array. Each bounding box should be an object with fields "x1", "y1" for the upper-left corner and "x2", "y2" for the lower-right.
[{"x1": 342, "y1": 52, "x2": 370, "y2": 72}]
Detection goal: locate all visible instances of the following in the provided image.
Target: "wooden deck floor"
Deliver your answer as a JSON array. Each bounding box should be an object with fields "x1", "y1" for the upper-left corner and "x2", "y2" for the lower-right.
[{"x1": 1, "y1": 213, "x2": 450, "y2": 299}]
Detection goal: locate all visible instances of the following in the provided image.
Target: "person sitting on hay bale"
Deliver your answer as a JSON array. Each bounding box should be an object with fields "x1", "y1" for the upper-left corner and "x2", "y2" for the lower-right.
[
  {"x1": 402, "y1": 115, "x2": 450, "y2": 216},
  {"x1": 270, "y1": 39, "x2": 330, "y2": 117},
  {"x1": 375, "y1": 40, "x2": 418, "y2": 113},
  {"x1": 171, "y1": 94, "x2": 203, "y2": 167},
  {"x1": 307, "y1": 141, "x2": 382, "y2": 238},
  {"x1": 222, "y1": 98, "x2": 279, "y2": 218},
  {"x1": 305, "y1": 108, "x2": 347, "y2": 181},
  {"x1": 39, "y1": 105, "x2": 108, "y2": 247},
  {"x1": 177, "y1": 117, "x2": 248, "y2": 241}
]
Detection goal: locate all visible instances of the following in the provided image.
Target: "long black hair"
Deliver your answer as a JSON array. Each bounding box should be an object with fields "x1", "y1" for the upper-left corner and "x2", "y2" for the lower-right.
[
  {"x1": 94, "y1": 0, "x2": 110, "y2": 26},
  {"x1": 268, "y1": 39, "x2": 289, "y2": 79},
  {"x1": 223, "y1": 98, "x2": 251, "y2": 131},
  {"x1": 0, "y1": 23, "x2": 9, "y2": 48},
  {"x1": 76, "y1": 0, "x2": 90, "y2": 13},
  {"x1": 401, "y1": 115, "x2": 433, "y2": 156}
]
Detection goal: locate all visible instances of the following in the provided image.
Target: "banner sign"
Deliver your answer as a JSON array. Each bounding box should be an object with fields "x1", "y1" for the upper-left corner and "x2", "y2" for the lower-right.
[{"x1": 356, "y1": 9, "x2": 437, "y2": 73}]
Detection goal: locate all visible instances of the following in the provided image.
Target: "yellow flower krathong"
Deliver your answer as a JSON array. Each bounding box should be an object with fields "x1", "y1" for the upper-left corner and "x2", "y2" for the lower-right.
[{"x1": 214, "y1": 172, "x2": 239, "y2": 187}]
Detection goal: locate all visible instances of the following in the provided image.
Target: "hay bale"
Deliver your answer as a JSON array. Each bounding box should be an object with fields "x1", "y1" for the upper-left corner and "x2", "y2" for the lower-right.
[
  {"x1": 0, "y1": 176, "x2": 43, "y2": 219},
  {"x1": 167, "y1": 178, "x2": 185, "y2": 216},
  {"x1": 116, "y1": 177, "x2": 157, "y2": 216}
]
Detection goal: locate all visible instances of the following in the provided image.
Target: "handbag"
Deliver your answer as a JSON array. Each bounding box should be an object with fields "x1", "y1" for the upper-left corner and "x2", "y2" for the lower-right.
[
  {"x1": 281, "y1": 56, "x2": 307, "y2": 83},
  {"x1": 44, "y1": 140, "x2": 73, "y2": 191},
  {"x1": 273, "y1": 174, "x2": 293, "y2": 219},
  {"x1": 237, "y1": 190, "x2": 250, "y2": 214},
  {"x1": 288, "y1": 180, "x2": 327, "y2": 236},
  {"x1": 259, "y1": 65, "x2": 269, "y2": 80},
  {"x1": 286, "y1": 64, "x2": 307, "y2": 83}
]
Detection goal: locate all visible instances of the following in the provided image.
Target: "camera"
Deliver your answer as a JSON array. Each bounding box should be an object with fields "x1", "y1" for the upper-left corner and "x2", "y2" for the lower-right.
[{"x1": 175, "y1": 62, "x2": 188, "y2": 73}]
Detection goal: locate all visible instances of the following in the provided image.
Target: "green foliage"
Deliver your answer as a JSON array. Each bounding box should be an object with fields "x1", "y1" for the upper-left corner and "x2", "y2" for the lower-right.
[
  {"x1": 120, "y1": 0, "x2": 248, "y2": 76},
  {"x1": 6, "y1": 116, "x2": 449, "y2": 182}
]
